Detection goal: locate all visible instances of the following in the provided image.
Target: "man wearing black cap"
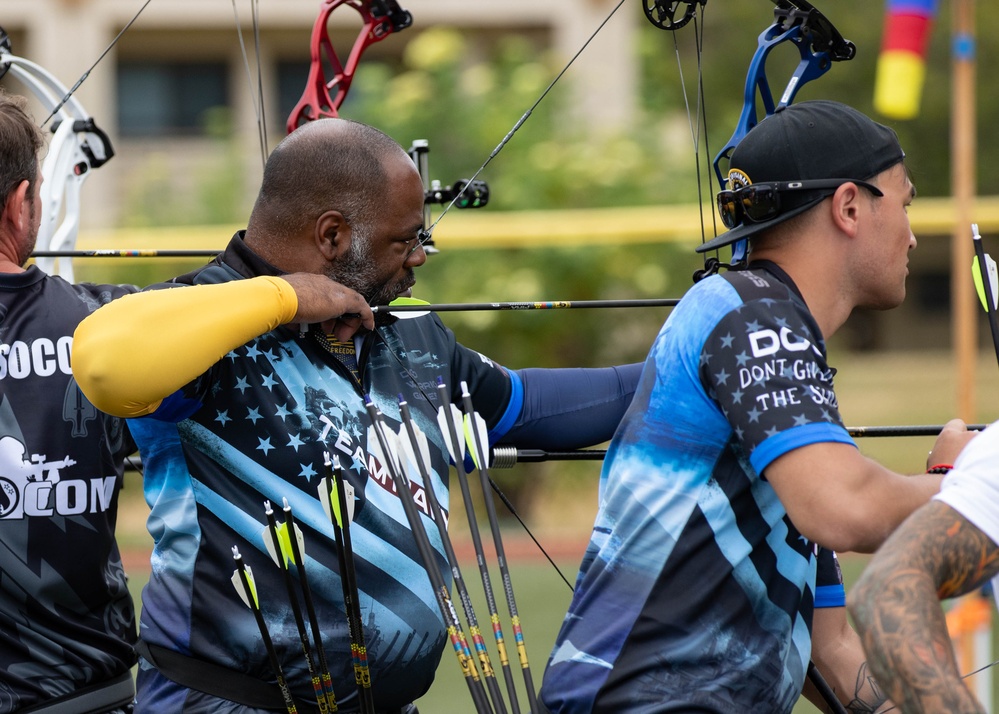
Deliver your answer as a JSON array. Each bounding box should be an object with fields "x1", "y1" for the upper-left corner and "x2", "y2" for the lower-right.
[{"x1": 538, "y1": 100, "x2": 974, "y2": 713}]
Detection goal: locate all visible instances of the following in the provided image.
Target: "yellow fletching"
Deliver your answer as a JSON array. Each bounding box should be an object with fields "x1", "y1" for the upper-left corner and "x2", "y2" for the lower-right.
[
  {"x1": 276, "y1": 522, "x2": 295, "y2": 566},
  {"x1": 330, "y1": 481, "x2": 344, "y2": 528},
  {"x1": 973, "y1": 255, "x2": 999, "y2": 312}
]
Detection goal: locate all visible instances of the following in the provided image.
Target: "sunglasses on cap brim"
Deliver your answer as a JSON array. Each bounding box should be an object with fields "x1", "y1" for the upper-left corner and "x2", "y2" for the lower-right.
[{"x1": 717, "y1": 178, "x2": 884, "y2": 229}]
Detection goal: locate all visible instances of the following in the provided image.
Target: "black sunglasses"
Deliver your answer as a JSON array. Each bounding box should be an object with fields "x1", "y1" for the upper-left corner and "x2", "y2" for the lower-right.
[{"x1": 716, "y1": 179, "x2": 884, "y2": 229}]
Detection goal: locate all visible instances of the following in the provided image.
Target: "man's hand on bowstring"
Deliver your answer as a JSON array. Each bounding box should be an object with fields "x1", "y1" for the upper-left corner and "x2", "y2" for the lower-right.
[
  {"x1": 926, "y1": 418, "x2": 977, "y2": 471},
  {"x1": 280, "y1": 273, "x2": 374, "y2": 342}
]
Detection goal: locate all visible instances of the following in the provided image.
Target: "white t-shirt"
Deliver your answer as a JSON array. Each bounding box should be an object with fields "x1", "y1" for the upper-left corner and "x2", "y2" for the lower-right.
[{"x1": 933, "y1": 420, "x2": 999, "y2": 604}]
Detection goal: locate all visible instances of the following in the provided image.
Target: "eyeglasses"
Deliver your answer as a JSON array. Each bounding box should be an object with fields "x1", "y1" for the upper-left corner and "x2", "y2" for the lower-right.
[
  {"x1": 716, "y1": 179, "x2": 884, "y2": 229},
  {"x1": 407, "y1": 228, "x2": 435, "y2": 257}
]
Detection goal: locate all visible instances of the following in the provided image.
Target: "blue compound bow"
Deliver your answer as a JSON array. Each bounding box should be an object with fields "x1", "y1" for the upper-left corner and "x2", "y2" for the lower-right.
[{"x1": 703, "y1": 0, "x2": 857, "y2": 273}]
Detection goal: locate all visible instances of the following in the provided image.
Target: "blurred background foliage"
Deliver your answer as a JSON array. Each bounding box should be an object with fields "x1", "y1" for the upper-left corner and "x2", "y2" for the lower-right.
[
  {"x1": 102, "y1": 0, "x2": 999, "y2": 369},
  {"x1": 117, "y1": 2, "x2": 999, "y2": 228}
]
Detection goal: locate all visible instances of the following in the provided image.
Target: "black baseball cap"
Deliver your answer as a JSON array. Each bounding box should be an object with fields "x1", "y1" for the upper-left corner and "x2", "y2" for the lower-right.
[{"x1": 697, "y1": 100, "x2": 905, "y2": 253}]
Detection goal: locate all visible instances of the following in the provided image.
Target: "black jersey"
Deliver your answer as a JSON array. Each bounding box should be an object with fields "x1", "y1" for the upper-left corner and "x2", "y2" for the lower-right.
[{"x1": 0, "y1": 267, "x2": 138, "y2": 711}]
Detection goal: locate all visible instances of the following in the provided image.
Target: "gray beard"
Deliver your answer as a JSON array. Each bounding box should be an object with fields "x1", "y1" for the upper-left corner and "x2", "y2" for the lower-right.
[{"x1": 328, "y1": 244, "x2": 413, "y2": 307}]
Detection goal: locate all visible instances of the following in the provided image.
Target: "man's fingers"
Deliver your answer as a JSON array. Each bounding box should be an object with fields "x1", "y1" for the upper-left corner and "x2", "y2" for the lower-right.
[{"x1": 331, "y1": 316, "x2": 363, "y2": 343}]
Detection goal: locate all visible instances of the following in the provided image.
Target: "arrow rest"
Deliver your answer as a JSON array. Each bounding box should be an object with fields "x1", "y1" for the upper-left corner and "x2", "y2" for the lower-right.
[{"x1": 643, "y1": 0, "x2": 707, "y2": 32}]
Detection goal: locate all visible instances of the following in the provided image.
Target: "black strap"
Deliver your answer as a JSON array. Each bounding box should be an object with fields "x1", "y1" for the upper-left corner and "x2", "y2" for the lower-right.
[
  {"x1": 136, "y1": 641, "x2": 316, "y2": 713},
  {"x1": 18, "y1": 670, "x2": 135, "y2": 714},
  {"x1": 137, "y1": 641, "x2": 419, "y2": 714}
]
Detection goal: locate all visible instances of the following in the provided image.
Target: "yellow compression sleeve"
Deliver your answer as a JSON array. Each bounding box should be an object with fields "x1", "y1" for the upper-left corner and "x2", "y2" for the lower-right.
[{"x1": 73, "y1": 276, "x2": 299, "y2": 418}]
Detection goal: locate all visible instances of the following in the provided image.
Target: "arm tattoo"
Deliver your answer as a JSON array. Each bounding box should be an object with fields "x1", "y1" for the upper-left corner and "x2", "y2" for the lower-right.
[
  {"x1": 849, "y1": 501, "x2": 998, "y2": 714},
  {"x1": 845, "y1": 662, "x2": 887, "y2": 713}
]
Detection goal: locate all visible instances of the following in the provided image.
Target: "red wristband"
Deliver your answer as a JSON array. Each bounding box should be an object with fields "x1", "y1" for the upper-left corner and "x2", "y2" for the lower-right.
[{"x1": 926, "y1": 464, "x2": 953, "y2": 474}]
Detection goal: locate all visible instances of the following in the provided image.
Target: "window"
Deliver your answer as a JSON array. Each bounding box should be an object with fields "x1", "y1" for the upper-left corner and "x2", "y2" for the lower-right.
[
  {"x1": 278, "y1": 60, "x2": 311, "y2": 127},
  {"x1": 117, "y1": 61, "x2": 229, "y2": 136}
]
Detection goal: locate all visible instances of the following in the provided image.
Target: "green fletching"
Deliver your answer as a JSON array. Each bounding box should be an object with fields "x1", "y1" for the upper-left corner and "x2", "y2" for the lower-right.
[
  {"x1": 463, "y1": 413, "x2": 482, "y2": 469},
  {"x1": 330, "y1": 480, "x2": 344, "y2": 528},
  {"x1": 232, "y1": 564, "x2": 260, "y2": 609},
  {"x1": 388, "y1": 296, "x2": 429, "y2": 306},
  {"x1": 276, "y1": 522, "x2": 295, "y2": 566},
  {"x1": 973, "y1": 254, "x2": 999, "y2": 311},
  {"x1": 245, "y1": 568, "x2": 259, "y2": 608}
]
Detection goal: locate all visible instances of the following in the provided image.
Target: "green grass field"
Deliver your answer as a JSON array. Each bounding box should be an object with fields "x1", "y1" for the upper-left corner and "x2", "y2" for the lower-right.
[{"x1": 117, "y1": 349, "x2": 999, "y2": 712}]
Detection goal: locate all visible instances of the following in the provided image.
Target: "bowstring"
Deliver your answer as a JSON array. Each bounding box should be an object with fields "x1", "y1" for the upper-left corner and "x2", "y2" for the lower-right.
[
  {"x1": 669, "y1": 6, "x2": 716, "y2": 250},
  {"x1": 421, "y1": 0, "x2": 628, "y2": 243},
  {"x1": 40, "y1": 0, "x2": 154, "y2": 129},
  {"x1": 231, "y1": 0, "x2": 269, "y2": 170}
]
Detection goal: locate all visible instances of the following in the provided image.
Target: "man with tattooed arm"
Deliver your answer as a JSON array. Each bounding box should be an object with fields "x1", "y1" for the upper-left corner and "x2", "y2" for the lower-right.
[{"x1": 849, "y1": 423, "x2": 999, "y2": 713}]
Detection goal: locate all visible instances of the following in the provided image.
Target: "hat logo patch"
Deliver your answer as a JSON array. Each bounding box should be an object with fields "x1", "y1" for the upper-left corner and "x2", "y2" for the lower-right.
[{"x1": 726, "y1": 168, "x2": 751, "y2": 190}]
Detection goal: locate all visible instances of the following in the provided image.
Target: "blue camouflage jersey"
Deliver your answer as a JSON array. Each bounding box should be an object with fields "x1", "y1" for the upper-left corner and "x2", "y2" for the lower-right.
[
  {"x1": 132, "y1": 234, "x2": 520, "y2": 711},
  {"x1": 539, "y1": 261, "x2": 852, "y2": 714},
  {"x1": 0, "y1": 268, "x2": 137, "y2": 712}
]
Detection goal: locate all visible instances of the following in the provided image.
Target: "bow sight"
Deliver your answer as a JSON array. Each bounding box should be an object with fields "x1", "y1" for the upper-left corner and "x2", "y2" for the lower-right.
[{"x1": 408, "y1": 140, "x2": 489, "y2": 256}]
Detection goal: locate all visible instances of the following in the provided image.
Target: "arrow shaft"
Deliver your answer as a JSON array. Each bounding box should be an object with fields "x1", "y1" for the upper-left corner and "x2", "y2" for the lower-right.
[
  {"x1": 460, "y1": 387, "x2": 539, "y2": 714},
  {"x1": 323, "y1": 460, "x2": 376, "y2": 714},
  {"x1": 399, "y1": 399, "x2": 508, "y2": 714},
  {"x1": 232, "y1": 549, "x2": 299, "y2": 714},
  {"x1": 30, "y1": 249, "x2": 221, "y2": 258},
  {"x1": 493, "y1": 424, "x2": 992, "y2": 466},
  {"x1": 437, "y1": 382, "x2": 523, "y2": 714},
  {"x1": 264, "y1": 506, "x2": 335, "y2": 713},
  {"x1": 374, "y1": 298, "x2": 678, "y2": 313},
  {"x1": 363, "y1": 401, "x2": 493, "y2": 714},
  {"x1": 281, "y1": 504, "x2": 343, "y2": 712}
]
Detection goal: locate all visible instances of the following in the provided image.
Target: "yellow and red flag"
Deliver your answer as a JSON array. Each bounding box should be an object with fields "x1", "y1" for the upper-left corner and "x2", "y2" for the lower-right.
[{"x1": 874, "y1": 0, "x2": 939, "y2": 119}]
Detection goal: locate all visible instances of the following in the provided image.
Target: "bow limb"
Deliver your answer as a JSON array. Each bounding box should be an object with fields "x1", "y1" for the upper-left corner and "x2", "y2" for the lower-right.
[
  {"x1": 702, "y1": 0, "x2": 856, "y2": 267},
  {"x1": 286, "y1": 0, "x2": 413, "y2": 132},
  {"x1": 0, "y1": 39, "x2": 114, "y2": 282}
]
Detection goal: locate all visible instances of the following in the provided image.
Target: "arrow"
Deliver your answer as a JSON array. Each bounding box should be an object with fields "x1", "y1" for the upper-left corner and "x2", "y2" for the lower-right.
[
  {"x1": 972, "y1": 223, "x2": 999, "y2": 370},
  {"x1": 318, "y1": 454, "x2": 376, "y2": 714},
  {"x1": 436, "y1": 379, "x2": 522, "y2": 714},
  {"x1": 398, "y1": 395, "x2": 509, "y2": 714},
  {"x1": 372, "y1": 297, "x2": 679, "y2": 316},
  {"x1": 458, "y1": 381, "x2": 540, "y2": 713},
  {"x1": 262, "y1": 501, "x2": 336, "y2": 712},
  {"x1": 231, "y1": 546, "x2": 299, "y2": 714},
  {"x1": 362, "y1": 396, "x2": 493, "y2": 714},
  {"x1": 279, "y1": 499, "x2": 343, "y2": 712},
  {"x1": 30, "y1": 249, "x2": 220, "y2": 259},
  {"x1": 490, "y1": 424, "x2": 991, "y2": 466}
]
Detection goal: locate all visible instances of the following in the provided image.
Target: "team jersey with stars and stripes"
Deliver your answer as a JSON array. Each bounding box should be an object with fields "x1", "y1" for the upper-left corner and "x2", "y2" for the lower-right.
[
  {"x1": 539, "y1": 261, "x2": 852, "y2": 714},
  {"x1": 0, "y1": 268, "x2": 138, "y2": 712},
  {"x1": 129, "y1": 234, "x2": 522, "y2": 711}
]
